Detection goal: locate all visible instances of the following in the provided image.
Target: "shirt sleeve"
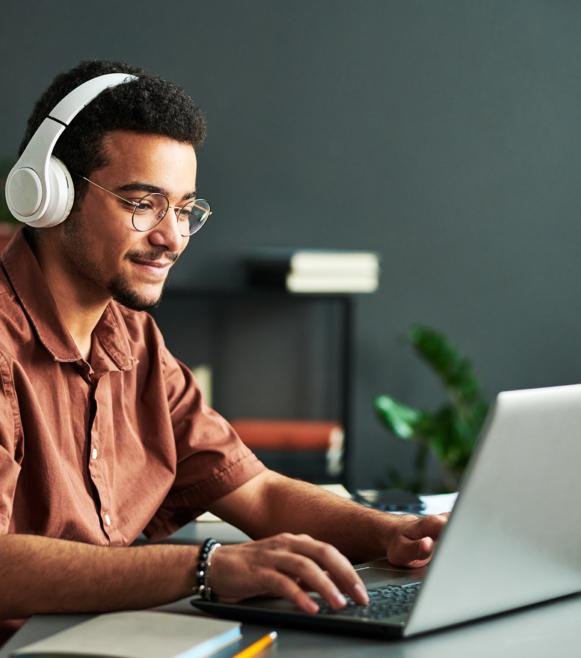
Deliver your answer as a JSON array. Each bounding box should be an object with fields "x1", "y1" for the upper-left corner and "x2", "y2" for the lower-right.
[
  {"x1": 143, "y1": 346, "x2": 265, "y2": 541},
  {"x1": 0, "y1": 351, "x2": 23, "y2": 535}
]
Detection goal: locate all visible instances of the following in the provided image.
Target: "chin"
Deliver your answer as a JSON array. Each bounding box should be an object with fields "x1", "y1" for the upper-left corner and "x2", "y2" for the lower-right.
[{"x1": 109, "y1": 277, "x2": 168, "y2": 311}]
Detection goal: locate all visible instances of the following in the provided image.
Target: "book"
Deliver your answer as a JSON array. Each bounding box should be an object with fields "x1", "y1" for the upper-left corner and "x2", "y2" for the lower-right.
[
  {"x1": 244, "y1": 249, "x2": 380, "y2": 293},
  {"x1": 230, "y1": 419, "x2": 344, "y2": 477},
  {"x1": 285, "y1": 272, "x2": 377, "y2": 293},
  {"x1": 12, "y1": 611, "x2": 241, "y2": 658},
  {"x1": 230, "y1": 419, "x2": 343, "y2": 450}
]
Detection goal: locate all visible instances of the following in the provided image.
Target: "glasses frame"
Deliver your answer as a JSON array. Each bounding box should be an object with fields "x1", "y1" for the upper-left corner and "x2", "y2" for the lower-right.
[{"x1": 75, "y1": 174, "x2": 211, "y2": 237}]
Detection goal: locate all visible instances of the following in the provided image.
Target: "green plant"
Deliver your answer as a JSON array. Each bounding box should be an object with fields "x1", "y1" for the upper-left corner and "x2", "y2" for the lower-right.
[{"x1": 374, "y1": 325, "x2": 489, "y2": 493}]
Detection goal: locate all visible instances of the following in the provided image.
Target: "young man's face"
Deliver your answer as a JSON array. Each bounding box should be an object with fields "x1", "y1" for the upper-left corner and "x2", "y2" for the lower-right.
[{"x1": 61, "y1": 130, "x2": 197, "y2": 310}]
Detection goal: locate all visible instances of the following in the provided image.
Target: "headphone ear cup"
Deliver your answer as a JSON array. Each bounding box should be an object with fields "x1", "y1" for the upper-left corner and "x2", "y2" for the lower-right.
[
  {"x1": 51, "y1": 157, "x2": 75, "y2": 224},
  {"x1": 27, "y1": 156, "x2": 75, "y2": 228}
]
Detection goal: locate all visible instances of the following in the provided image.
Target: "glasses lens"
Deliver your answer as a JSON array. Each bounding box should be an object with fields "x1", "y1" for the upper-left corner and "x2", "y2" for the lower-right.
[
  {"x1": 132, "y1": 194, "x2": 169, "y2": 232},
  {"x1": 178, "y1": 199, "x2": 211, "y2": 236}
]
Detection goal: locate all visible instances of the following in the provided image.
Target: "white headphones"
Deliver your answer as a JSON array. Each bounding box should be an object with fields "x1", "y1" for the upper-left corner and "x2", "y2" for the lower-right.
[{"x1": 6, "y1": 73, "x2": 137, "y2": 228}]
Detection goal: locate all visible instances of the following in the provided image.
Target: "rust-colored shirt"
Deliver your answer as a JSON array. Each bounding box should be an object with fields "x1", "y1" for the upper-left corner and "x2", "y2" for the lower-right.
[{"x1": 0, "y1": 230, "x2": 264, "y2": 643}]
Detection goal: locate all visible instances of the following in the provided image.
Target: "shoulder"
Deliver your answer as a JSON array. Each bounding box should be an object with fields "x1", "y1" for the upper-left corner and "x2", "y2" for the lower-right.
[
  {"x1": 108, "y1": 302, "x2": 173, "y2": 371},
  {"x1": 0, "y1": 265, "x2": 32, "y2": 358},
  {"x1": 0, "y1": 262, "x2": 19, "y2": 305},
  {"x1": 111, "y1": 303, "x2": 165, "y2": 345}
]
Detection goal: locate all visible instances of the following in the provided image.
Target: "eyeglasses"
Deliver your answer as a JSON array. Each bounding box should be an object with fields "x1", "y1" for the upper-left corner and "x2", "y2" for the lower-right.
[{"x1": 75, "y1": 175, "x2": 211, "y2": 237}]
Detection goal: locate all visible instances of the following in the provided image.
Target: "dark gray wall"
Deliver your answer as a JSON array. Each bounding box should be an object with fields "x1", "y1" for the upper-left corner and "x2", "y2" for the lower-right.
[{"x1": 2, "y1": 1, "x2": 581, "y2": 488}]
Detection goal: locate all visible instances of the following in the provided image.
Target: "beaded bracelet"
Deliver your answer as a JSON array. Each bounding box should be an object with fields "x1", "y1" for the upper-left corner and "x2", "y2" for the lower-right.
[{"x1": 193, "y1": 538, "x2": 221, "y2": 602}]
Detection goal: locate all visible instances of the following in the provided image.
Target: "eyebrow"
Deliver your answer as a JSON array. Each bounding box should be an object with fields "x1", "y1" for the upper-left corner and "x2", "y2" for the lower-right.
[{"x1": 116, "y1": 182, "x2": 197, "y2": 201}]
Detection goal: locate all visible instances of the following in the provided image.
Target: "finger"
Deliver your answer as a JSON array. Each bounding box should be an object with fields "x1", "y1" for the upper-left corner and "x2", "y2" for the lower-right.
[
  {"x1": 289, "y1": 535, "x2": 368, "y2": 603},
  {"x1": 272, "y1": 552, "x2": 349, "y2": 609},
  {"x1": 320, "y1": 569, "x2": 369, "y2": 607},
  {"x1": 402, "y1": 514, "x2": 448, "y2": 541},
  {"x1": 215, "y1": 547, "x2": 322, "y2": 613},
  {"x1": 282, "y1": 536, "x2": 368, "y2": 606},
  {"x1": 257, "y1": 567, "x2": 320, "y2": 613},
  {"x1": 388, "y1": 535, "x2": 436, "y2": 568},
  {"x1": 209, "y1": 538, "x2": 355, "y2": 607}
]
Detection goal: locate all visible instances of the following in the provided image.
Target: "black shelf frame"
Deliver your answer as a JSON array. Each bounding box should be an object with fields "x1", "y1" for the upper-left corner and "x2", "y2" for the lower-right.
[{"x1": 154, "y1": 288, "x2": 356, "y2": 488}]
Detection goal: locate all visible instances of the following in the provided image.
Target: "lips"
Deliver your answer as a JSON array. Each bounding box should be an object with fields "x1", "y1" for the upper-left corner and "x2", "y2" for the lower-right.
[
  {"x1": 131, "y1": 258, "x2": 172, "y2": 268},
  {"x1": 130, "y1": 258, "x2": 173, "y2": 277}
]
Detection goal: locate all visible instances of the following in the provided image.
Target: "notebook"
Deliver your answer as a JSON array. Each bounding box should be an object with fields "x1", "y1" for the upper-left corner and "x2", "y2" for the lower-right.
[
  {"x1": 193, "y1": 383, "x2": 581, "y2": 637},
  {"x1": 12, "y1": 611, "x2": 241, "y2": 658}
]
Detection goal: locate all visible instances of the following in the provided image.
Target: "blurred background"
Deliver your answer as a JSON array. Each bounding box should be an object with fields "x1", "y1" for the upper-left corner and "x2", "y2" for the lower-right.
[{"x1": 2, "y1": 1, "x2": 581, "y2": 490}]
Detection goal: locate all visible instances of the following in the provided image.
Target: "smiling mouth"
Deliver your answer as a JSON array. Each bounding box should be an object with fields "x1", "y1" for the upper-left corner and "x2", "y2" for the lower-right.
[
  {"x1": 127, "y1": 249, "x2": 178, "y2": 279},
  {"x1": 131, "y1": 258, "x2": 173, "y2": 268},
  {"x1": 129, "y1": 258, "x2": 174, "y2": 278}
]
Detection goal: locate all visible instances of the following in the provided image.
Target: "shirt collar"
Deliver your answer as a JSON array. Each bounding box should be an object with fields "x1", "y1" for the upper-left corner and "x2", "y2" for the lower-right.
[{"x1": 2, "y1": 229, "x2": 134, "y2": 371}]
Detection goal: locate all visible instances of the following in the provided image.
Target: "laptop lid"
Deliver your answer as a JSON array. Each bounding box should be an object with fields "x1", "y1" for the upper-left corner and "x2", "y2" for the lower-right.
[
  {"x1": 404, "y1": 383, "x2": 581, "y2": 635},
  {"x1": 194, "y1": 384, "x2": 581, "y2": 637}
]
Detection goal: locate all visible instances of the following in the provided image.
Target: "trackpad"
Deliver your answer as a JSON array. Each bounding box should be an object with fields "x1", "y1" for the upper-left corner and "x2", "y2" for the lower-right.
[{"x1": 355, "y1": 560, "x2": 426, "y2": 588}]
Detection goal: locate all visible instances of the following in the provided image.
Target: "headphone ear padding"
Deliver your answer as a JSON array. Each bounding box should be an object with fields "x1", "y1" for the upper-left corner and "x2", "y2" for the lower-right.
[
  {"x1": 52, "y1": 157, "x2": 75, "y2": 223},
  {"x1": 27, "y1": 156, "x2": 75, "y2": 228}
]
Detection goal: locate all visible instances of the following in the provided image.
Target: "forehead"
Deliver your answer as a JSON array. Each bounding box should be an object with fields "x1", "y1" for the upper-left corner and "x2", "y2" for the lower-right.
[{"x1": 98, "y1": 130, "x2": 197, "y2": 195}]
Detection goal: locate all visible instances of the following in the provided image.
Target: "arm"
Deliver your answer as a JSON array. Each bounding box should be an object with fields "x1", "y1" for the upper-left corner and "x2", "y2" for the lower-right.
[
  {"x1": 204, "y1": 469, "x2": 448, "y2": 612},
  {"x1": 0, "y1": 522, "x2": 368, "y2": 620},
  {"x1": 0, "y1": 534, "x2": 200, "y2": 620},
  {"x1": 208, "y1": 469, "x2": 448, "y2": 566},
  {"x1": 0, "y1": 472, "x2": 445, "y2": 620}
]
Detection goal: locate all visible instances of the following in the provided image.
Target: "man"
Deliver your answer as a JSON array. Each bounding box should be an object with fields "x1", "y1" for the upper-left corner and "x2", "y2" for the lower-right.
[{"x1": 0, "y1": 60, "x2": 447, "y2": 644}]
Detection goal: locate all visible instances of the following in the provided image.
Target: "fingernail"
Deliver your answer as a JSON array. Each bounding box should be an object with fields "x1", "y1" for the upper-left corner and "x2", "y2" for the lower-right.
[
  {"x1": 306, "y1": 598, "x2": 319, "y2": 613},
  {"x1": 354, "y1": 583, "x2": 369, "y2": 604},
  {"x1": 333, "y1": 591, "x2": 347, "y2": 607}
]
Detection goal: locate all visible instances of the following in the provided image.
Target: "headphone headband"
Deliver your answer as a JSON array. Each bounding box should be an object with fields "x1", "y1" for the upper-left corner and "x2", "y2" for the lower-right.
[{"x1": 6, "y1": 73, "x2": 137, "y2": 228}]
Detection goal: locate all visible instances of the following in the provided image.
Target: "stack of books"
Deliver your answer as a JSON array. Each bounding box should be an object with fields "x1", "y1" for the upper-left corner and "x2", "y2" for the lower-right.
[{"x1": 244, "y1": 249, "x2": 380, "y2": 293}]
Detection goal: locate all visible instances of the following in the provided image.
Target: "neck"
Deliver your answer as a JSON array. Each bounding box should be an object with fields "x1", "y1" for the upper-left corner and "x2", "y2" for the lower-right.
[{"x1": 30, "y1": 230, "x2": 110, "y2": 362}]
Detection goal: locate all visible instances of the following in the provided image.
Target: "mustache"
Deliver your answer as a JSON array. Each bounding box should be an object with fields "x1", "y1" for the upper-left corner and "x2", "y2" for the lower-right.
[{"x1": 127, "y1": 249, "x2": 179, "y2": 263}]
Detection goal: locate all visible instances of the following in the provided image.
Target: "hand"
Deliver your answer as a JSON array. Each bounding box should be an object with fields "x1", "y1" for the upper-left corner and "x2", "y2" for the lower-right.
[
  {"x1": 208, "y1": 533, "x2": 369, "y2": 613},
  {"x1": 386, "y1": 513, "x2": 449, "y2": 568}
]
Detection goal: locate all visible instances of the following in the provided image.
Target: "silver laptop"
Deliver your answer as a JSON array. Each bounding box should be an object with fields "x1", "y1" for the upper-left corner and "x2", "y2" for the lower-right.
[{"x1": 193, "y1": 383, "x2": 581, "y2": 637}]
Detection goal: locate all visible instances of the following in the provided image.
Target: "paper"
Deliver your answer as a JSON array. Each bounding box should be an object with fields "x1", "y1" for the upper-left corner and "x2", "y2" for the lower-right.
[
  {"x1": 317, "y1": 483, "x2": 352, "y2": 499},
  {"x1": 418, "y1": 492, "x2": 458, "y2": 516}
]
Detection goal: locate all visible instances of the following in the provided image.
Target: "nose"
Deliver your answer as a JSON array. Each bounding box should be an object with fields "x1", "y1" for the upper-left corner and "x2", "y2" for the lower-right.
[{"x1": 147, "y1": 206, "x2": 186, "y2": 252}]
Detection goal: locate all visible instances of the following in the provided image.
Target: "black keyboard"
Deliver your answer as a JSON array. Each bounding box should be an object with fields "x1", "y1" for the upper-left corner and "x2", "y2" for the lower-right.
[{"x1": 316, "y1": 582, "x2": 422, "y2": 620}]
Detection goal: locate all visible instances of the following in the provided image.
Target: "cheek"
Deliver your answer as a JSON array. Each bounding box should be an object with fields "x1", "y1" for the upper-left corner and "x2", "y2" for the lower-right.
[{"x1": 178, "y1": 236, "x2": 190, "y2": 255}]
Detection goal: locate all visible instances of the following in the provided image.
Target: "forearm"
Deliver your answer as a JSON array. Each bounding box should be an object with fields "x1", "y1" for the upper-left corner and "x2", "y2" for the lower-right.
[
  {"x1": 0, "y1": 534, "x2": 199, "y2": 620},
  {"x1": 210, "y1": 471, "x2": 400, "y2": 562},
  {"x1": 257, "y1": 477, "x2": 401, "y2": 561}
]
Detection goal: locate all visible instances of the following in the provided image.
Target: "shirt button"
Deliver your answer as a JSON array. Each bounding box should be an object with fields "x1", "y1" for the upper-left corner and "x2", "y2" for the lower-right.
[
  {"x1": 92, "y1": 448, "x2": 98, "y2": 460},
  {"x1": 105, "y1": 514, "x2": 111, "y2": 526}
]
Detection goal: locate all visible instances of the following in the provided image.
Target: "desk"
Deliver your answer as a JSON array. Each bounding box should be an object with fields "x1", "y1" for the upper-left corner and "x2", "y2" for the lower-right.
[
  {"x1": 3, "y1": 592, "x2": 581, "y2": 658},
  {"x1": 134, "y1": 521, "x2": 252, "y2": 546}
]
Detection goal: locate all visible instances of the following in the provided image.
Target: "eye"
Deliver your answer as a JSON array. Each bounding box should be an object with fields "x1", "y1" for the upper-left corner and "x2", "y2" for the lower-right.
[
  {"x1": 178, "y1": 207, "x2": 193, "y2": 219},
  {"x1": 134, "y1": 200, "x2": 154, "y2": 213}
]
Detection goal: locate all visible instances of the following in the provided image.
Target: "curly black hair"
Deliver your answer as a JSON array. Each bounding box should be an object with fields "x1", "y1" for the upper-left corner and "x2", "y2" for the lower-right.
[{"x1": 19, "y1": 60, "x2": 206, "y2": 206}]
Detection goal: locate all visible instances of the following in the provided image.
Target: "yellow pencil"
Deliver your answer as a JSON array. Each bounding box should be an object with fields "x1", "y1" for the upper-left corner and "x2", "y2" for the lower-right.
[{"x1": 231, "y1": 631, "x2": 278, "y2": 658}]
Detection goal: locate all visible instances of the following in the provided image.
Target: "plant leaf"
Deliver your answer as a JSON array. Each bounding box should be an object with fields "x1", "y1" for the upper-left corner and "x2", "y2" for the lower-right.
[
  {"x1": 374, "y1": 395, "x2": 422, "y2": 439},
  {"x1": 408, "y1": 325, "x2": 483, "y2": 405}
]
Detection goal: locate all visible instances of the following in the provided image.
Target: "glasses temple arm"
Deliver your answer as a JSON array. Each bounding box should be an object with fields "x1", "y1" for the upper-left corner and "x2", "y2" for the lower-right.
[{"x1": 79, "y1": 175, "x2": 139, "y2": 208}]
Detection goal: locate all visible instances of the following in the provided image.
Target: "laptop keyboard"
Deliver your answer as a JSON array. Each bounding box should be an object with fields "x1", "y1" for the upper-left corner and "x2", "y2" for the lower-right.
[{"x1": 316, "y1": 582, "x2": 422, "y2": 620}]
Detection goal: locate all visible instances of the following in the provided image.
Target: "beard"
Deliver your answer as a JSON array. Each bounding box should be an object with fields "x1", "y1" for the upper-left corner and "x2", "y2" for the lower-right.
[
  {"x1": 62, "y1": 211, "x2": 178, "y2": 312},
  {"x1": 107, "y1": 264, "x2": 171, "y2": 311}
]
